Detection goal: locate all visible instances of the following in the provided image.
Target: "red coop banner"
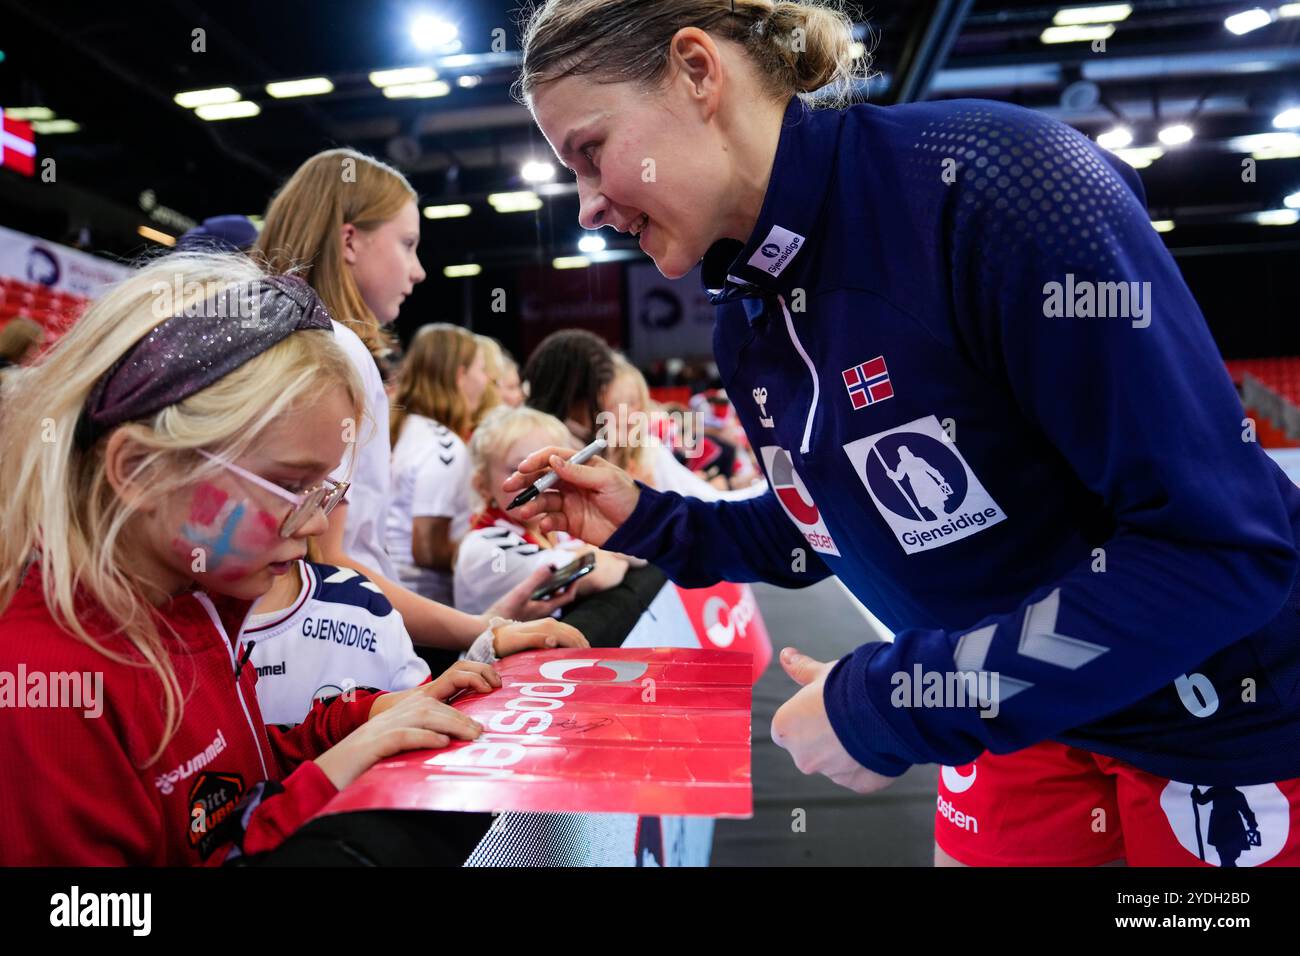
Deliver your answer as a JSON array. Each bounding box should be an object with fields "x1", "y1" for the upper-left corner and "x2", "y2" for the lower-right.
[
  {"x1": 674, "y1": 582, "x2": 773, "y2": 684},
  {"x1": 318, "y1": 648, "x2": 753, "y2": 819}
]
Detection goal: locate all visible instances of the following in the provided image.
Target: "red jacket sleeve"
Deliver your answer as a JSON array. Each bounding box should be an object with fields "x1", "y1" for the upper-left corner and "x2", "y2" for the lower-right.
[
  {"x1": 219, "y1": 693, "x2": 387, "y2": 862},
  {"x1": 211, "y1": 760, "x2": 341, "y2": 862},
  {"x1": 0, "y1": 686, "x2": 161, "y2": 865},
  {"x1": 264, "y1": 690, "x2": 385, "y2": 776}
]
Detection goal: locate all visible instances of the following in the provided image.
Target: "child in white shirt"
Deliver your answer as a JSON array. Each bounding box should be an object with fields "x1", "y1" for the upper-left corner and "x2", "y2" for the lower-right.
[
  {"x1": 455, "y1": 407, "x2": 629, "y2": 615},
  {"x1": 386, "y1": 324, "x2": 489, "y2": 605}
]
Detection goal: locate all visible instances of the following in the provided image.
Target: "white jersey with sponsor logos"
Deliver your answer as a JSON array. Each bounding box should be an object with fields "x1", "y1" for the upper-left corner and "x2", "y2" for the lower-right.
[
  {"x1": 239, "y1": 560, "x2": 430, "y2": 725},
  {"x1": 387, "y1": 413, "x2": 473, "y2": 606},
  {"x1": 453, "y1": 511, "x2": 581, "y2": 616},
  {"x1": 329, "y1": 320, "x2": 398, "y2": 581}
]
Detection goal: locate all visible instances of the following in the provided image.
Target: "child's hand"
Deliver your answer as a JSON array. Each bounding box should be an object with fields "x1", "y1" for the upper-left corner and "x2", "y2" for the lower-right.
[
  {"x1": 368, "y1": 661, "x2": 499, "y2": 718},
  {"x1": 428, "y1": 659, "x2": 500, "y2": 701},
  {"x1": 577, "y1": 550, "x2": 629, "y2": 596},
  {"x1": 319, "y1": 688, "x2": 483, "y2": 790},
  {"x1": 487, "y1": 563, "x2": 580, "y2": 622},
  {"x1": 492, "y1": 618, "x2": 589, "y2": 657}
]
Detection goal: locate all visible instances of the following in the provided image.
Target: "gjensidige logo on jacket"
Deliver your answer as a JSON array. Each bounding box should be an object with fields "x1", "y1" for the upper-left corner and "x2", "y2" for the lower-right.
[
  {"x1": 843, "y1": 415, "x2": 1006, "y2": 555},
  {"x1": 747, "y1": 225, "x2": 805, "y2": 277}
]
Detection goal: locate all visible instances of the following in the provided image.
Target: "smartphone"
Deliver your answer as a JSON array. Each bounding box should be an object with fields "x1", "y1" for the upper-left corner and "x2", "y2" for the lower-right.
[{"x1": 531, "y1": 552, "x2": 597, "y2": 601}]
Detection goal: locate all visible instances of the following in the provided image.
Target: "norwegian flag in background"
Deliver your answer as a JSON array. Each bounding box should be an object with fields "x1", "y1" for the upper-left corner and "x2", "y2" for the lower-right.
[
  {"x1": 0, "y1": 110, "x2": 37, "y2": 177},
  {"x1": 842, "y1": 355, "x2": 894, "y2": 410}
]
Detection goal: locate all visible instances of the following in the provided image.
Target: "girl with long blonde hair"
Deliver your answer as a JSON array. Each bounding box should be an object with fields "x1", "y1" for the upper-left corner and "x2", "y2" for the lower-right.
[
  {"x1": 0, "y1": 255, "x2": 503, "y2": 865},
  {"x1": 257, "y1": 149, "x2": 576, "y2": 648},
  {"x1": 386, "y1": 323, "x2": 488, "y2": 605}
]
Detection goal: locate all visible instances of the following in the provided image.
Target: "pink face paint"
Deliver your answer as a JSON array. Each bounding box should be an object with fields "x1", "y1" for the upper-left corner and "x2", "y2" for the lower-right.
[
  {"x1": 189, "y1": 482, "x2": 229, "y2": 526},
  {"x1": 255, "y1": 509, "x2": 281, "y2": 537},
  {"x1": 232, "y1": 508, "x2": 283, "y2": 554},
  {"x1": 174, "y1": 485, "x2": 281, "y2": 586}
]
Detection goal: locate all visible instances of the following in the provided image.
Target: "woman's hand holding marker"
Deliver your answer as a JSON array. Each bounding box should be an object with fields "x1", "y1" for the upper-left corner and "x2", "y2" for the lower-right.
[{"x1": 502, "y1": 445, "x2": 641, "y2": 547}]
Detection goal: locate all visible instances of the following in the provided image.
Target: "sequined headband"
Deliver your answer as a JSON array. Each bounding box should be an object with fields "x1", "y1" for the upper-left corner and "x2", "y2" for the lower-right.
[{"x1": 75, "y1": 274, "x2": 334, "y2": 450}]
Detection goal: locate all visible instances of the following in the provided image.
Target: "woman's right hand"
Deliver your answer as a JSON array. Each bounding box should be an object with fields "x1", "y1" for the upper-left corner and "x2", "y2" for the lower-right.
[
  {"x1": 314, "y1": 684, "x2": 484, "y2": 791},
  {"x1": 502, "y1": 448, "x2": 640, "y2": 546}
]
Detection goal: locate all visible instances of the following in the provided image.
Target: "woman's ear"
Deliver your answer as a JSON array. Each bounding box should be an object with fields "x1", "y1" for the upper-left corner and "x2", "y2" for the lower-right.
[
  {"x1": 339, "y1": 222, "x2": 360, "y2": 266},
  {"x1": 669, "y1": 27, "x2": 723, "y2": 106},
  {"x1": 102, "y1": 427, "x2": 163, "y2": 514}
]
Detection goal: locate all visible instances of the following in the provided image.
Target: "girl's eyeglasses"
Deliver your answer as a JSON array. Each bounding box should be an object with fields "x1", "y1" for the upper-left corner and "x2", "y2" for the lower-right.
[{"x1": 197, "y1": 450, "x2": 350, "y2": 538}]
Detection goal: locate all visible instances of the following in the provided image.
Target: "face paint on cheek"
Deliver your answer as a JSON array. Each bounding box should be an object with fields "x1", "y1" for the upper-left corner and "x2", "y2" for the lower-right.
[
  {"x1": 250, "y1": 508, "x2": 282, "y2": 540},
  {"x1": 232, "y1": 509, "x2": 285, "y2": 554},
  {"x1": 189, "y1": 483, "x2": 229, "y2": 525},
  {"x1": 175, "y1": 483, "x2": 268, "y2": 577},
  {"x1": 216, "y1": 509, "x2": 286, "y2": 583}
]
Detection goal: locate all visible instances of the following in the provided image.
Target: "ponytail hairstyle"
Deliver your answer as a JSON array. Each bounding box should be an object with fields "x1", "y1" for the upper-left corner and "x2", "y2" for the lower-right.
[
  {"x1": 390, "y1": 323, "x2": 480, "y2": 444},
  {"x1": 0, "y1": 253, "x2": 364, "y2": 764},
  {"x1": 256, "y1": 148, "x2": 417, "y2": 362},
  {"x1": 516, "y1": 0, "x2": 867, "y2": 108}
]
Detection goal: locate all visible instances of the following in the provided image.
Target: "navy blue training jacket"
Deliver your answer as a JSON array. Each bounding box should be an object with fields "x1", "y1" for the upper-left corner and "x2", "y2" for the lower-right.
[{"x1": 604, "y1": 95, "x2": 1300, "y2": 786}]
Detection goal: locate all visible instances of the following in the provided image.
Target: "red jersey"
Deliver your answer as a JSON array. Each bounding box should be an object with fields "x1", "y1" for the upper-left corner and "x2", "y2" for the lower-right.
[{"x1": 0, "y1": 565, "x2": 382, "y2": 865}]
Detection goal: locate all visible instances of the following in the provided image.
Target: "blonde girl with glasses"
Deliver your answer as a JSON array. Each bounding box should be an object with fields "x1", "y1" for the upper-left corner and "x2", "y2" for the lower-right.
[
  {"x1": 257, "y1": 148, "x2": 582, "y2": 654},
  {"x1": 0, "y1": 256, "x2": 517, "y2": 865}
]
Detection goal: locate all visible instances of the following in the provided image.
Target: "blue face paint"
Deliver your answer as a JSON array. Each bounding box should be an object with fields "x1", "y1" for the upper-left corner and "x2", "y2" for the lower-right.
[{"x1": 181, "y1": 500, "x2": 254, "y2": 571}]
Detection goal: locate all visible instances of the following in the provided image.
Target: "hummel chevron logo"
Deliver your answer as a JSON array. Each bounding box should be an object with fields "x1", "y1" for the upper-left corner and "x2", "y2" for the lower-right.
[{"x1": 952, "y1": 588, "x2": 1108, "y2": 705}]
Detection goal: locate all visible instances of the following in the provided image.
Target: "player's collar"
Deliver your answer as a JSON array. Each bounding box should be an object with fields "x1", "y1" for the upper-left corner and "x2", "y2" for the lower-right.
[{"x1": 701, "y1": 95, "x2": 844, "y2": 320}]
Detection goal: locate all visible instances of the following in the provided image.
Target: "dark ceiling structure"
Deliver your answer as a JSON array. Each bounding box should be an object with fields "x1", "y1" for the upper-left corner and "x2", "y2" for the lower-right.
[{"x1": 3, "y1": 0, "x2": 1300, "y2": 319}]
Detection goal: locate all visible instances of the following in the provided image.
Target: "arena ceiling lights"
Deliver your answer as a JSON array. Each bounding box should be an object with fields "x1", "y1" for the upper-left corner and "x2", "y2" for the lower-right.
[
  {"x1": 1224, "y1": 4, "x2": 1300, "y2": 35},
  {"x1": 4, "y1": 107, "x2": 54, "y2": 121},
  {"x1": 1096, "y1": 126, "x2": 1133, "y2": 149},
  {"x1": 381, "y1": 80, "x2": 451, "y2": 99},
  {"x1": 4, "y1": 107, "x2": 78, "y2": 135},
  {"x1": 194, "y1": 101, "x2": 261, "y2": 121},
  {"x1": 409, "y1": 15, "x2": 459, "y2": 53},
  {"x1": 424, "y1": 204, "x2": 472, "y2": 219},
  {"x1": 443, "y1": 263, "x2": 482, "y2": 278},
  {"x1": 1043, "y1": 3, "x2": 1130, "y2": 43},
  {"x1": 173, "y1": 86, "x2": 259, "y2": 122},
  {"x1": 369, "y1": 66, "x2": 438, "y2": 88},
  {"x1": 265, "y1": 77, "x2": 334, "y2": 99},
  {"x1": 521, "y1": 160, "x2": 556, "y2": 183},
  {"x1": 1052, "y1": 4, "x2": 1132, "y2": 26},
  {"x1": 488, "y1": 191, "x2": 543, "y2": 213},
  {"x1": 172, "y1": 87, "x2": 240, "y2": 109}
]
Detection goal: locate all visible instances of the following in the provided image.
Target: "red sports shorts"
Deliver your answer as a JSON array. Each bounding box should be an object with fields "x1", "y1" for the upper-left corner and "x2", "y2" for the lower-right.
[{"x1": 935, "y1": 740, "x2": 1300, "y2": 866}]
